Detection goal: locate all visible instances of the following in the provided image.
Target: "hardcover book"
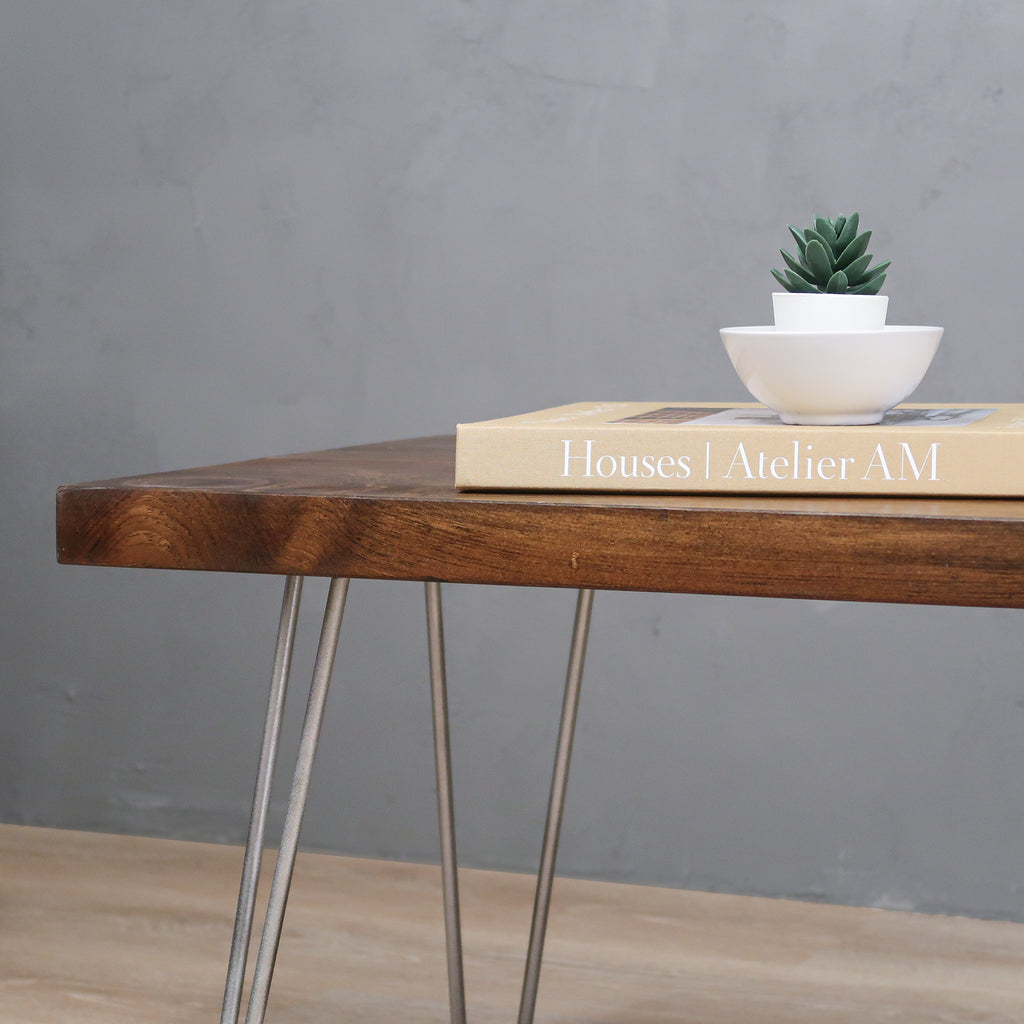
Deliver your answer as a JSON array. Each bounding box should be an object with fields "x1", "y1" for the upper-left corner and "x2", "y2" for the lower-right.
[{"x1": 455, "y1": 402, "x2": 1024, "y2": 497}]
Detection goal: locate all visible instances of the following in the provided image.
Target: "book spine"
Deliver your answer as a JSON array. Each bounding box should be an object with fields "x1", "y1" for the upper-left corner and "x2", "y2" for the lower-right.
[{"x1": 455, "y1": 425, "x2": 1021, "y2": 497}]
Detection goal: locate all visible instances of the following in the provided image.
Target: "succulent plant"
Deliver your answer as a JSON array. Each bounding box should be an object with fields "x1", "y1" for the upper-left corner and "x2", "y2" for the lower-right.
[{"x1": 771, "y1": 213, "x2": 890, "y2": 295}]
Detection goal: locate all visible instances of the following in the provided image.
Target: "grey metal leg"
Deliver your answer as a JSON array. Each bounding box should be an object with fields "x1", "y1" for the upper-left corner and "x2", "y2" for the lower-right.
[
  {"x1": 425, "y1": 582, "x2": 467, "y2": 1024},
  {"x1": 517, "y1": 588, "x2": 595, "y2": 1024},
  {"x1": 244, "y1": 577, "x2": 351, "y2": 1024},
  {"x1": 221, "y1": 575, "x2": 304, "y2": 1024},
  {"x1": 222, "y1": 579, "x2": 589, "y2": 1024}
]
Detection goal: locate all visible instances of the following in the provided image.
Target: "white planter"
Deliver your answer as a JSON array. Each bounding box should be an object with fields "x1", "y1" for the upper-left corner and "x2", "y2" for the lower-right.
[
  {"x1": 771, "y1": 291, "x2": 889, "y2": 331},
  {"x1": 720, "y1": 325, "x2": 943, "y2": 425}
]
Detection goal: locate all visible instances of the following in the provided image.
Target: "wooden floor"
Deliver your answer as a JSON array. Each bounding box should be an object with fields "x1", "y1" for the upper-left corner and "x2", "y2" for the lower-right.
[{"x1": 2, "y1": 824, "x2": 1023, "y2": 1023}]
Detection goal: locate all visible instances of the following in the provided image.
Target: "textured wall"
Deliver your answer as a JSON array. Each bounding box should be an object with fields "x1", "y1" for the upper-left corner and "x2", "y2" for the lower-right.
[{"x1": 5, "y1": 1, "x2": 1024, "y2": 919}]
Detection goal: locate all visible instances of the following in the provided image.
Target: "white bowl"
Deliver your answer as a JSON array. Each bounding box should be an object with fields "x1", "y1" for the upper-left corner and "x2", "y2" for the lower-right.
[{"x1": 720, "y1": 326, "x2": 943, "y2": 425}]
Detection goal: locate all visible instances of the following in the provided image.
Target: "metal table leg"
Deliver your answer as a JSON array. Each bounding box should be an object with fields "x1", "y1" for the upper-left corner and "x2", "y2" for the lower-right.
[
  {"x1": 221, "y1": 580, "x2": 589, "y2": 1024},
  {"x1": 518, "y1": 588, "x2": 595, "y2": 1024},
  {"x1": 242, "y1": 576, "x2": 351, "y2": 1024},
  {"x1": 425, "y1": 582, "x2": 468, "y2": 1024},
  {"x1": 221, "y1": 575, "x2": 304, "y2": 1024}
]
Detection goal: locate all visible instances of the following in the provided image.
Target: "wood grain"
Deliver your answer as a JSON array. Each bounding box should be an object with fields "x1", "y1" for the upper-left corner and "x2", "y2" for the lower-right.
[
  {"x1": 57, "y1": 435, "x2": 1024, "y2": 607},
  {"x1": 3, "y1": 824, "x2": 1023, "y2": 1023}
]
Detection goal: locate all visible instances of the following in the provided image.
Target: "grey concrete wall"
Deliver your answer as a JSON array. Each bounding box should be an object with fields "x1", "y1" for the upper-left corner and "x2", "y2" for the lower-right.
[{"x1": 4, "y1": 1, "x2": 1024, "y2": 920}]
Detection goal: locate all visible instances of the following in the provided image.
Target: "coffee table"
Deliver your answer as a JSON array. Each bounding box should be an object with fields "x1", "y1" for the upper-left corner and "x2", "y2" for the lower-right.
[{"x1": 56, "y1": 434, "x2": 1024, "y2": 1023}]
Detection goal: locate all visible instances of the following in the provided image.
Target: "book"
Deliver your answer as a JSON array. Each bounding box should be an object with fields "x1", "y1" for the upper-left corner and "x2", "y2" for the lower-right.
[{"x1": 455, "y1": 402, "x2": 1024, "y2": 497}]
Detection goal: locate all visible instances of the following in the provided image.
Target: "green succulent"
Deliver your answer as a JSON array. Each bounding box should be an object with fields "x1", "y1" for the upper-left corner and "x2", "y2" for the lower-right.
[{"x1": 771, "y1": 213, "x2": 890, "y2": 295}]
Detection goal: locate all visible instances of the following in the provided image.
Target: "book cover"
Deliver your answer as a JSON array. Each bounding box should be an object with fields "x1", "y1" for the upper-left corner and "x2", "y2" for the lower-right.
[{"x1": 455, "y1": 402, "x2": 1024, "y2": 496}]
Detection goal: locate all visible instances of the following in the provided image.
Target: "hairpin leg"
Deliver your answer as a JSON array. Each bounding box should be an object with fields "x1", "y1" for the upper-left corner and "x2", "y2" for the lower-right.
[
  {"x1": 425, "y1": 582, "x2": 467, "y2": 1024},
  {"x1": 220, "y1": 575, "x2": 304, "y2": 1024},
  {"x1": 518, "y1": 588, "x2": 595, "y2": 1024},
  {"x1": 243, "y1": 577, "x2": 351, "y2": 1024}
]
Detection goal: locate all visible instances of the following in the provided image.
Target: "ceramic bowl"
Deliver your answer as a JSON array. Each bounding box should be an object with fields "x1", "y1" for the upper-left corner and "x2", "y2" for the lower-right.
[{"x1": 720, "y1": 326, "x2": 943, "y2": 425}]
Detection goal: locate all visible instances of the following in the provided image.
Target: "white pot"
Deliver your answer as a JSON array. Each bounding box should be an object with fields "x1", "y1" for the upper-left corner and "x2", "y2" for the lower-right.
[
  {"x1": 772, "y1": 291, "x2": 888, "y2": 331},
  {"x1": 720, "y1": 326, "x2": 943, "y2": 425}
]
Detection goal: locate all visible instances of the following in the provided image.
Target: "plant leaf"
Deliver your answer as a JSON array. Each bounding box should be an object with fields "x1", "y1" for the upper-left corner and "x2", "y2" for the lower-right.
[
  {"x1": 835, "y1": 230, "x2": 871, "y2": 270},
  {"x1": 859, "y1": 259, "x2": 891, "y2": 283},
  {"x1": 842, "y1": 252, "x2": 874, "y2": 285},
  {"x1": 815, "y1": 216, "x2": 837, "y2": 248},
  {"x1": 834, "y1": 211, "x2": 859, "y2": 252},
  {"x1": 833, "y1": 215, "x2": 846, "y2": 238},
  {"x1": 784, "y1": 268, "x2": 819, "y2": 292},
  {"x1": 788, "y1": 225, "x2": 807, "y2": 257},
  {"x1": 770, "y1": 268, "x2": 795, "y2": 291},
  {"x1": 826, "y1": 270, "x2": 849, "y2": 293},
  {"x1": 781, "y1": 249, "x2": 817, "y2": 283},
  {"x1": 803, "y1": 238, "x2": 833, "y2": 282},
  {"x1": 849, "y1": 273, "x2": 885, "y2": 295},
  {"x1": 803, "y1": 228, "x2": 835, "y2": 265}
]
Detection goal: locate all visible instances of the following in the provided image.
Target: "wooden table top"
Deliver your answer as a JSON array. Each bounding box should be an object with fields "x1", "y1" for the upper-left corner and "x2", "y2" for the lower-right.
[{"x1": 57, "y1": 435, "x2": 1024, "y2": 608}]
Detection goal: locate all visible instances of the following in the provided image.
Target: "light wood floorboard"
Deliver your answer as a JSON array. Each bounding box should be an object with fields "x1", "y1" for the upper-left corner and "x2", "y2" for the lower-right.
[{"x1": 1, "y1": 824, "x2": 1022, "y2": 1022}]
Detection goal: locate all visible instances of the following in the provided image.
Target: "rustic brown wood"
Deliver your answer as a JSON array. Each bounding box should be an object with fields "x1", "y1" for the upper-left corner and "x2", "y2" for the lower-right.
[{"x1": 57, "y1": 435, "x2": 1024, "y2": 608}]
